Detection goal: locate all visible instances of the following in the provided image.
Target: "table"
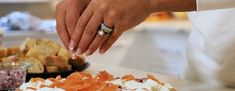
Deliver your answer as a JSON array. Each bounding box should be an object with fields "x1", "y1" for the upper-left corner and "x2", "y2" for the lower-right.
[{"x1": 85, "y1": 61, "x2": 235, "y2": 91}]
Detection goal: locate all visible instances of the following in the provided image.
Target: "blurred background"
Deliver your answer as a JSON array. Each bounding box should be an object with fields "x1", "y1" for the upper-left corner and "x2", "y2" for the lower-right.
[{"x1": 0, "y1": 0, "x2": 192, "y2": 78}]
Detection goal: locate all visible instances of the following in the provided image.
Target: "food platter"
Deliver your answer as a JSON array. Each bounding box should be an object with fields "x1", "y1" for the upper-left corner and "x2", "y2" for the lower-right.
[
  {"x1": 0, "y1": 37, "x2": 90, "y2": 82},
  {"x1": 26, "y1": 61, "x2": 90, "y2": 81},
  {"x1": 19, "y1": 71, "x2": 176, "y2": 91},
  {"x1": 1, "y1": 37, "x2": 177, "y2": 91}
]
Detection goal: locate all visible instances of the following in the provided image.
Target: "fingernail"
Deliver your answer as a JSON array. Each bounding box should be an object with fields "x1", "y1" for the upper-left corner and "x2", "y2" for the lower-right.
[
  {"x1": 69, "y1": 40, "x2": 75, "y2": 51},
  {"x1": 99, "y1": 49, "x2": 105, "y2": 54},
  {"x1": 76, "y1": 48, "x2": 81, "y2": 56},
  {"x1": 71, "y1": 53, "x2": 77, "y2": 59},
  {"x1": 85, "y1": 50, "x2": 91, "y2": 56}
]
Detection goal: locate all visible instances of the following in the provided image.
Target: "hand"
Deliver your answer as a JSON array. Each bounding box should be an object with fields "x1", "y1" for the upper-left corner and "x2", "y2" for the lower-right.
[
  {"x1": 70, "y1": 0, "x2": 152, "y2": 56},
  {"x1": 55, "y1": 0, "x2": 91, "y2": 49}
]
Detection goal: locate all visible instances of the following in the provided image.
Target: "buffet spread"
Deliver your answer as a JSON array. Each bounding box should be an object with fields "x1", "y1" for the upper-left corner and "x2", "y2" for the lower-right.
[{"x1": 0, "y1": 38, "x2": 176, "y2": 91}]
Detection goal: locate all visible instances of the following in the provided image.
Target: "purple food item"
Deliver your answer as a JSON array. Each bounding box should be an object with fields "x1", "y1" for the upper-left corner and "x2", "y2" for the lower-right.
[
  {"x1": 0, "y1": 62, "x2": 30, "y2": 90},
  {"x1": 0, "y1": 68, "x2": 26, "y2": 90}
]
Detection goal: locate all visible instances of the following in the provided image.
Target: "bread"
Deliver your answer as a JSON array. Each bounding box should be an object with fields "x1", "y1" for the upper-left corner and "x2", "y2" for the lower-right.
[
  {"x1": 46, "y1": 66, "x2": 59, "y2": 73},
  {"x1": 7, "y1": 47, "x2": 20, "y2": 56},
  {"x1": 22, "y1": 38, "x2": 60, "y2": 57},
  {"x1": 45, "y1": 56, "x2": 68, "y2": 67},
  {"x1": 20, "y1": 37, "x2": 37, "y2": 53},
  {"x1": 0, "y1": 47, "x2": 20, "y2": 59},
  {"x1": 70, "y1": 54, "x2": 85, "y2": 65},
  {"x1": 2, "y1": 38, "x2": 86, "y2": 73},
  {"x1": 26, "y1": 46, "x2": 46, "y2": 57},
  {"x1": 36, "y1": 39, "x2": 60, "y2": 56},
  {"x1": 69, "y1": 55, "x2": 85, "y2": 70},
  {"x1": 19, "y1": 38, "x2": 76, "y2": 73},
  {"x1": 37, "y1": 55, "x2": 47, "y2": 65},
  {"x1": 38, "y1": 55, "x2": 68, "y2": 67},
  {"x1": 26, "y1": 45, "x2": 59, "y2": 57},
  {"x1": 0, "y1": 48, "x2": 8, "y2": 58},
  {"x1": 1, "y1": 57, "x2": 12, "y2": 62},
  {"x1": 1, "y1": 56, "x2": 22, "y2": 62},
  {"x1": 25, "y1": 57, "x2": 44, "y2": 73},
  {"x1": 71, "y1": 54, "x2": 85, "y2": 63},
  {"x1": 60, "y1": 65, "x2": 72, "y2": 72},
  {"x1": 57, "y1": 47, "x2": 69, "y2": 61}
]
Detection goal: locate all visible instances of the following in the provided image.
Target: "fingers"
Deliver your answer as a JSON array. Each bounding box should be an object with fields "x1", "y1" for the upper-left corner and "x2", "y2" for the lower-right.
[
  {"x1": 99, "y1": 28, "x2": 123, "y2": 54},
  {"x1": 76, "y1": 12, "x2": 103, "y2": 55},
  {"x1": 85, "y1": 17, "x2": 114, "y2": 56},
  {"x1": 69, "y1": 3, "x2": 93, "y2": 52},
  {"x1": 85, "y1": 34, "x2": 108, "y2": 56},
  {"x1": 56, "y1": 1, "x2": 70, "y2": 49},
  {"x1": 65, "y1": 0, "x2": 82, "y2": 36}
]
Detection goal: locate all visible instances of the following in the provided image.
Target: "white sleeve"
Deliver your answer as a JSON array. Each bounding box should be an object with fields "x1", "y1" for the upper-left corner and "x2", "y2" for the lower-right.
[{"x1": 197, "y1": 0, "x2": 235, "y2": 11}]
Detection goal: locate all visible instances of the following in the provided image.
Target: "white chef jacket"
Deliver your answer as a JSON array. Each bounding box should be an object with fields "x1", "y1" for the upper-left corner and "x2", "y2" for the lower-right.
[{"x1": 184, "y1": 0, "x2": 235, "y2": 86}]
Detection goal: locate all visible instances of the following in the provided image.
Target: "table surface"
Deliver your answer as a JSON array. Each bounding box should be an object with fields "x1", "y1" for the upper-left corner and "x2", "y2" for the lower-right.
[{"x1": 85, "y1": 61, "x2": 235, "y2": 91}]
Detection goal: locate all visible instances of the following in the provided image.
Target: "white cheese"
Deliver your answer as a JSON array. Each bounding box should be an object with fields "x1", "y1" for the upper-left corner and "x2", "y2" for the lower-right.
[
  {"x1": 37, "y1": 87, "x2": 65, "y2": 91},
  {"x1": 19, "y1": 80, "x2": 65, "y2": 91},
  {"x1": 111, "y1": 79, "x2": 172, "y2": 91}
]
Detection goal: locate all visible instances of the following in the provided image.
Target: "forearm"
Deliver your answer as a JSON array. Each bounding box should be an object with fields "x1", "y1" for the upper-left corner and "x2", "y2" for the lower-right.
[{"x1": 149, "y1": 0, "x2": 196, "y2": 12}]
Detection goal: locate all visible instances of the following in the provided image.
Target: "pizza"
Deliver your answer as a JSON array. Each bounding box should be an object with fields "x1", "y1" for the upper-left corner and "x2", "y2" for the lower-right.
[{"x1": 18, "y1": 71, "x2": 176, "y2": 91}]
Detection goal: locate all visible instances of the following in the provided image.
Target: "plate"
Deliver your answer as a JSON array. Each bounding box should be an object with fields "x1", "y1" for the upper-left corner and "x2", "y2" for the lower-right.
[{"x1": 26, "y1": 62, "x2": 90, "y2": 81}]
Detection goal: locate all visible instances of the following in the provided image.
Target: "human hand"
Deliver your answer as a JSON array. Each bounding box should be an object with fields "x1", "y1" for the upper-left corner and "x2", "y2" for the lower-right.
[
  {"x1": 55, "y1": 0, "x2": 91, "y2": 49},
  {"x1": 70, "y1": 0, "x2": 152, "y2": 56}
]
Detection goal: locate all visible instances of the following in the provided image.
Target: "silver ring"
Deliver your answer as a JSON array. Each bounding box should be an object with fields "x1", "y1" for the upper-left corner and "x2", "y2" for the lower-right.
[{"x1": 98, "y1": 23, "x2": 113, "y2": 36}]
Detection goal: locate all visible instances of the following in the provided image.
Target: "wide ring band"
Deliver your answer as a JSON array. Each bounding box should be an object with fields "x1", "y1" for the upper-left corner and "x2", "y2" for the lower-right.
[{"x1": 98, "y1": 23, "x2": 113, "y2": 36}]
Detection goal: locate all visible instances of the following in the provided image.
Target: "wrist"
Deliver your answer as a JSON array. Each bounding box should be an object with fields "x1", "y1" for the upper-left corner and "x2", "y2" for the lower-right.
[{"x1": 149, "y1": 0, "x2": 197, "y2": 12}]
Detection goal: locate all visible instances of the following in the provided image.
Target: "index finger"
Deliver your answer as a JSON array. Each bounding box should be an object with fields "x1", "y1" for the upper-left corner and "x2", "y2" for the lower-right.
[
  {"x1": 65, "y1": 0, "x2": 82, "y2": 36},
  {"x1": 56, "y1": 1, "x2": 70, "y2": 49}
]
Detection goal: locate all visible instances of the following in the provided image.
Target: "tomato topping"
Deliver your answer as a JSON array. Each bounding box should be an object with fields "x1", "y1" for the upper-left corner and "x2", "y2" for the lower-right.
[
  {"x1": 30, "y1": 78, "x2": 45, "y2": 83},
  {"x1": 27, "y1": 71, "x2": 161, "y2": 91},
  {"x1": 122, "y1": 75, "x2": 135, "y2": 81},
  {"x1": 147, "y1": 74, "x2": 164, "y2": 85},
  {"x1": 43, "y1": 71, "x2": 117, "y2": 91}
]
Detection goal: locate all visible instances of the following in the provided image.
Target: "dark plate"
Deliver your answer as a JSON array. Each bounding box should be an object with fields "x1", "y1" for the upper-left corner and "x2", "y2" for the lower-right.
[{"x1": 26, "y1": 62, "x2": 90, "y2": 81}]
